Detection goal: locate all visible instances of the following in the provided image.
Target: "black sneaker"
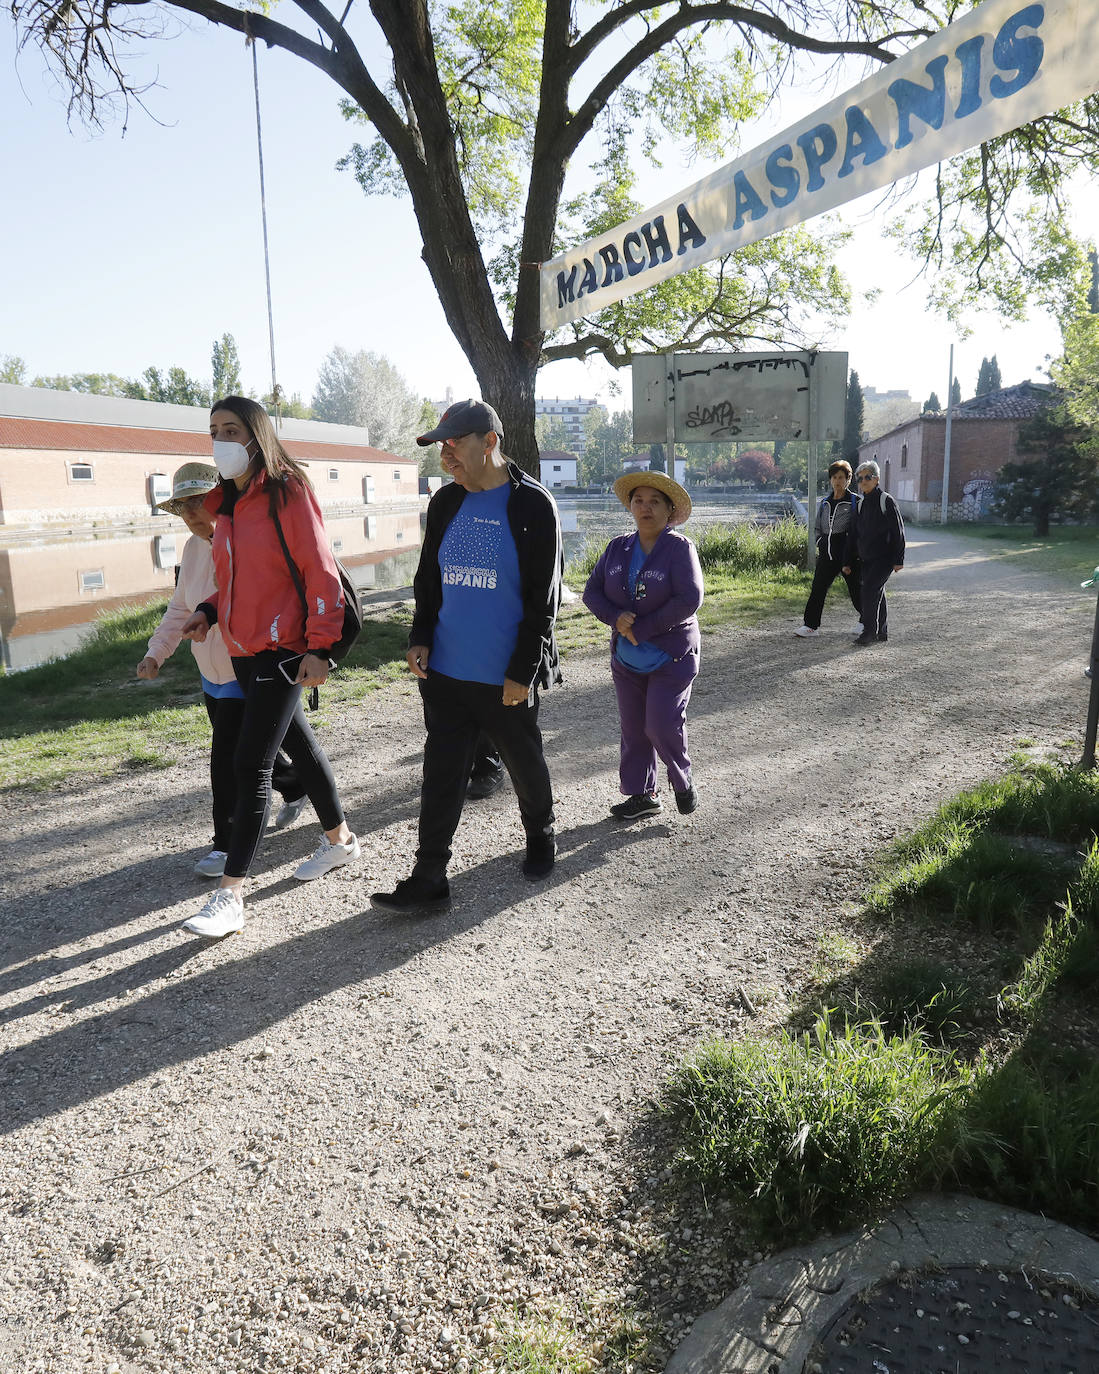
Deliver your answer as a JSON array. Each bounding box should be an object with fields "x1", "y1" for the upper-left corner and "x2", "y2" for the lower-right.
[
  {"x1": 370, "y1": 877, "x2": 451, "y2": 912},
  {"x1": 522, "y1": 837, "x2": 557, "y2": 881},
  {"x1": 467, "y1": 769, "x2": 505, "y2": 800},
  {"x1": 675, "y1": 784, "x2": 698, "y2": 815},
  {"x1": 610, "y1": 793, "x2": 663, "y2": 820},
  {"x1": 853, "y1": 633, "x2": 876, "y2": 646}
]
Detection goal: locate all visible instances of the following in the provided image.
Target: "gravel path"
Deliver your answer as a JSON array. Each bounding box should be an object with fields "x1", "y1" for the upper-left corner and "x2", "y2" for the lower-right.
[{"x1": 0, "y1": 526, "x2": 1092, "y2": 1374}]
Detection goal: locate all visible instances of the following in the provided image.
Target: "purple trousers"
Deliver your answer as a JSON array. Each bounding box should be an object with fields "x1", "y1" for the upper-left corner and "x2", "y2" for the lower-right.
[{"x1": 611, "y1": 649, "x2": 698, "y2": 795}]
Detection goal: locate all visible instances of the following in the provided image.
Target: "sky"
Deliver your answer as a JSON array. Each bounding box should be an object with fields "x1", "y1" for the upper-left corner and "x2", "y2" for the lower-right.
[{"x1": 2, "y1": 9, "x2": 1093, "y2": 416}]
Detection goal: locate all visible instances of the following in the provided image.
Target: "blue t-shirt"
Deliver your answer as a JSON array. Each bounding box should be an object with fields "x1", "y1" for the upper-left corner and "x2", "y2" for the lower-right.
[
  {"x1": 615, "y1": 538, "x2": 672, "y2": 673},
  {"x1": 430, "y1": 484, "x2": 523, "y2": 685},
  {"x1": 200, "y1": 673, "x2": 245, "y2": 700}
]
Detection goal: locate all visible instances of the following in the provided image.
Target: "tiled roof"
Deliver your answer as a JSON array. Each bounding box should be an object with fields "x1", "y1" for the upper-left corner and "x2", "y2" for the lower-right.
[
  {"x1": 951, "y1": 381, "x2": 1056, "y2": 419},
  {"x1": 0, "y1": 416, "x2": 414, "y2": 464},
  {"x1": 539, "y1": 449, "x2": 578, "y2": 461}
]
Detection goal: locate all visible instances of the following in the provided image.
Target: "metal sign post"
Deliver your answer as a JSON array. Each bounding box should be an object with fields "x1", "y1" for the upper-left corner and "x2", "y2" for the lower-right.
[{"x1": 1080, "y1": 566, "x2": 1099, "y2": 770}]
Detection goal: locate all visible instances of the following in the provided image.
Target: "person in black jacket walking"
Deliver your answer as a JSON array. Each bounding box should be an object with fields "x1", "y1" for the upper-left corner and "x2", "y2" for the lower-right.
[
  {"x1": 370, "y1": 399, "x2": 563, "y2": 911},
  {"x1": 843, "y1": 460, "x2": 905, "y2": 645},
  {"x1": 795, "y1": 459, "x2": 862, "y2": 638}
]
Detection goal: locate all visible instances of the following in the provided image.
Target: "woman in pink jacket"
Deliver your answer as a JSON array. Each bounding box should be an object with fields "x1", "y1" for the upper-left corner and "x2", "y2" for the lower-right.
[
  {"x1": 136, "y1": 462, "x2": 307, "y2": 878},
  {"x1": 179, "y1": 397, "x2": 359, "y2": 939}
]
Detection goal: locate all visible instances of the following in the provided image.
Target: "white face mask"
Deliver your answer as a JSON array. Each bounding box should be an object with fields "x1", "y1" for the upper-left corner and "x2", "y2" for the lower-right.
[{"x1": 212, "y1": 439, "x2": 253, "y2": 480}]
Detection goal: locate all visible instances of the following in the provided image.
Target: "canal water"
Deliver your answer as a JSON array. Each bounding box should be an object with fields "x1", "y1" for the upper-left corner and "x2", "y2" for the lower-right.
[{"x1": 0, "y1": 492, "x2": 805, "y2": 671}]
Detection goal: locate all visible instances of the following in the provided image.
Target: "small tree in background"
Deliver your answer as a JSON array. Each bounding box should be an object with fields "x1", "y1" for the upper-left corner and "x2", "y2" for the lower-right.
[
  {"x1": 734, "y1": 450, "x2": 782, "y2": 487},
  {"x1": 842, "y1": 369, "x2": 865, "y2": 464},
  {"x1": 975, "y1": 355, "x2": 1003, "y2": 396},
  {"x1": 923, "y1": 391, "x2": 942, "y2": 414},
  {"x1": 950, "y1": 377, "x2": 962, "y2": 407},
  {"x1": 991, "y1": 403, "x2": 1098, "y2": 536},
  {"x1": 1, "y1": 355, "x2": 27, "y2": 384},
  {"x1": 211, "y1": 334, "x2": 242, "y2": 399},
  {"x1": 312, "y1": 346, "x2": 423, "y2": 455}
]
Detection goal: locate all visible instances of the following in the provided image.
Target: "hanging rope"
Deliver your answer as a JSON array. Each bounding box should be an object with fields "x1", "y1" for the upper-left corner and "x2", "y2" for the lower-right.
[{"x1": 251, "y1": 41, "x2": 281, "y2": 431}]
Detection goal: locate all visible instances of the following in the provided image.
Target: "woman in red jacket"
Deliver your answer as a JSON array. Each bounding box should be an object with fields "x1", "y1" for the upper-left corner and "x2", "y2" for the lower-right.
[{"x1": 180, "y1": 396, "x2": 359, "y2": 939}]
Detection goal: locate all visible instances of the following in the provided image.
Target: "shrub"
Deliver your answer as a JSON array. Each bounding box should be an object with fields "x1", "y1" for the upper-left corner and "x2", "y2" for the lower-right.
[{"x1": 664, "y1": 1013, "x2": 970, "y2": 1239}]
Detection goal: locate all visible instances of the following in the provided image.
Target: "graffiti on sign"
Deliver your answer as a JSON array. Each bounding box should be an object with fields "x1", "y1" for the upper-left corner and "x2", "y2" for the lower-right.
[{"x1": 632, "y1": 350, "x2": 846, "y2": 445}]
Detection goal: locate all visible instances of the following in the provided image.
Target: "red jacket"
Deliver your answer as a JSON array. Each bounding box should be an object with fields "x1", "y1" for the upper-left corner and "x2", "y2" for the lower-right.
[{"x1": 202, "y1": 474, "x2": 344, "y2": 657}]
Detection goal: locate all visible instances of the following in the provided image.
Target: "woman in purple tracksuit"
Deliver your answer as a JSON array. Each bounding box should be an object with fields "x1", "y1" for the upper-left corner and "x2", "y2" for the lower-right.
[{"x1": 583, "y1": 472, "x2": 704, "y2": 820}]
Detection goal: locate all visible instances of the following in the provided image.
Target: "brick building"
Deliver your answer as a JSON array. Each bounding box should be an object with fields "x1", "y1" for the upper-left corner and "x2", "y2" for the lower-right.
[
  {"x1": 0, "y1": 384, "x2": 417, "y2": 527},
  {"x1": 857, "y1": 382, "x2": 1054, "y2": 523}
]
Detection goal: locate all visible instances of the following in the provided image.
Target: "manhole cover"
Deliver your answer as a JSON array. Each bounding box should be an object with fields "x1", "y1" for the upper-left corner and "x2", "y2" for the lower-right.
[{"x1": 810, "y1": 1265, "x2": 1099, "y2": 1373}]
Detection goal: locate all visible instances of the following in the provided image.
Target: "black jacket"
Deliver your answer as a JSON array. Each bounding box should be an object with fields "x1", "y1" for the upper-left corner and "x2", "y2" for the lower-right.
[
  {"x1": 409, "y1": 461, "x2": 564, "y2": 690},
  {"x1": 844, "y1": 486, "x2": 905, "y2": 567}
]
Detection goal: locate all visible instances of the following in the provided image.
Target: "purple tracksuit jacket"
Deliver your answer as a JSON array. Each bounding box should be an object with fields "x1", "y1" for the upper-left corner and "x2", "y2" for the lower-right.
[{"x1": 582, "y1": 527, "x2": 704, "y2": 659}]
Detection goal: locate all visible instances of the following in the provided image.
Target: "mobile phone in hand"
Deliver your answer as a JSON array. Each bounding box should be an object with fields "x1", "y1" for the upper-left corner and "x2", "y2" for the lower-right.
[{"x1": 278, "y1": 653, "x2": 306, "y2": 685}]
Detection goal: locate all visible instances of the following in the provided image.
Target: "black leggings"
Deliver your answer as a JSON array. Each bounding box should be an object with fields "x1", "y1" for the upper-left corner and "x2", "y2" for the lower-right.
[
  {"x1": 224, "y1": 651, "x2": 346, "y2": 879},
  {"x1": 203, "y1": 693, "x2": 304, "y2": 853}
]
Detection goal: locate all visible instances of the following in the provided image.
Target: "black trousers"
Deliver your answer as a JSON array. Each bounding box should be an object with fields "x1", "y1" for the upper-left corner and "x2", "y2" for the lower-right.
[
  {"x1": 803, "y1": 552, "x2": 860, "y2": 629},
  {"x1": 414, "y1": 671, "x2": 555, "y2": 882},
  {"x1": 860, "y1": 556, "x2": 894, "y2": 639},
  {"x1": 203, "y1": 692, "x2": 304, "y2": 852},
  {"x1": 224, "y1": 651, "x2": 346, "y2": 879}
]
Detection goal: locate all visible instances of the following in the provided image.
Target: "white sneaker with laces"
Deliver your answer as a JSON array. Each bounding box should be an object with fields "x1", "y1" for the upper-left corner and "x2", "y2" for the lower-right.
[
  {"x1": 855, "y1": 621, "x2": 865, "y2": 634},
  {"x1": 794, "y1": 625, "x2": 819, "y2": 638},
  {"x1": 194, "y1": 849, "x2": 227, "y2": 878},
  {"x1": 294, "y1": 833, "x2": 361, "y2": 882},
  {"x1": 273, "y1": 795, "x2": 309, "y2": 830},
  {"x1": 182, "y1": 887, "x2": 244, "y2": 938}
]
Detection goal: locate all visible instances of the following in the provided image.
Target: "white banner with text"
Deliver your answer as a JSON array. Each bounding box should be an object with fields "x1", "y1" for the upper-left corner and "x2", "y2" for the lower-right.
[{"x1": 540, "y1": 0, "x2": 1098, "y2": 331}]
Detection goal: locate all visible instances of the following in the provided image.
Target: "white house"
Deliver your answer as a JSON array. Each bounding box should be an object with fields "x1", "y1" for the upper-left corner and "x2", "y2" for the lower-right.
[{"x1": 539, "y1": 449, "x2": 578, "y2": 488}]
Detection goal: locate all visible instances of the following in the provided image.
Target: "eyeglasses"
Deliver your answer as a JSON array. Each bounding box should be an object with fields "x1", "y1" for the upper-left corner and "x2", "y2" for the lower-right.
[{"x1": 856, "y1": 474, "x2": 876, "y2": 482}]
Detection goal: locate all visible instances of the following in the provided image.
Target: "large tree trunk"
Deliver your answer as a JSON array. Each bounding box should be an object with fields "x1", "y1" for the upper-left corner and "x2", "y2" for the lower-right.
[{"x1": 477, "y1": 348, "x2": 540, "y2": 478}]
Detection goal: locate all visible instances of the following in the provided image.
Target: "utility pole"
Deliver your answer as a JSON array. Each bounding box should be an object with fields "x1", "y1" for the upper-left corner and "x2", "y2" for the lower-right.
[{"x1": 941, "y1": 344, "x2": 955, "y2": 525}]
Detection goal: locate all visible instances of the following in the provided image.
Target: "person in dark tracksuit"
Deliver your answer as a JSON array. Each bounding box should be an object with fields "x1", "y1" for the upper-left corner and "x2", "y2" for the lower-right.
[
  {"x1": 370, "y1": 398, "x2": 563, "y2": 912},
  {"x1": 843, "y1": 460, "x2": 905, "y2": 645},
  {"x1": 795, "y1": 459, "x2": 862, "y2": 637}
]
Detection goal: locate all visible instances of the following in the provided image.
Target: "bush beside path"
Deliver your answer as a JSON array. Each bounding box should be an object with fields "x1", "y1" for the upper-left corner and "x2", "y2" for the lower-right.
[{"x1": 0, "y1": 526, "x2": 1092, "y2": 1373}]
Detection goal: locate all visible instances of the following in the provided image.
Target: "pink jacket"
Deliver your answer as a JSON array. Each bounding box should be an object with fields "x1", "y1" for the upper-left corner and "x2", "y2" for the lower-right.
[
  {"x1": 203, "y1": 474, "x2": 344, "y2": 657},
  {"x1": 144, "y1": 534, "x2": 236, "y2": 686}
]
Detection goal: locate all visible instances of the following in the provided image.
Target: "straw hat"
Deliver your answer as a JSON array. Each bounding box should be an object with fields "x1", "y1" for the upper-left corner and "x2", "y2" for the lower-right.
[
  {"x1": 157, "y1": 462, "x2": 219, "y2": 516},
  {"x1": 613, "y1": 470, "x2": 692, "y2": 527}
]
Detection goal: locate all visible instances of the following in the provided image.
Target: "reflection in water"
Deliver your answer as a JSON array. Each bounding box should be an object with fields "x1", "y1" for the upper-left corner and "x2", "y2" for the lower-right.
[
  {"x1": 1, "y1": 495, "x2": 804, "y2": 670},
  {"x1": 0, "y1": 507, "x2": 423, "y2": 671}
]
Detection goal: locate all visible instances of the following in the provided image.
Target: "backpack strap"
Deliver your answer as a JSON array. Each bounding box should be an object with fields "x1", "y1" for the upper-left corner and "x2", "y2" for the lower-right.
[{"x1": 271, "y1": 508, "x2": 320, "y2": 711}]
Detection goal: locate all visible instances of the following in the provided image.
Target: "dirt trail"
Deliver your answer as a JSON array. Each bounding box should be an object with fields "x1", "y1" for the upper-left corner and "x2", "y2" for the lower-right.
[{"x1": 0, "y1": 527, "x2": 1091, "y2": 1374}]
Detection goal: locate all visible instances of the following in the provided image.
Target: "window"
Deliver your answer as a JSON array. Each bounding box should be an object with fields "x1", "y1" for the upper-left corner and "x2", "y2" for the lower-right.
[
  {"x1": 332, "y1": 538, "x2": 344, "y2": 554},
  {"x1": 396, "y1": 530, "x2": 404, "y2": 542},
  {"x1": 365, "y1": 515, "x2": 378, "y2": 540},
  {"x1": 328, "y1": 468, "x2": 339, "y2": 481},
  {"x1": 900, "y1": 444, "x2": 908, "y2": 470},
  {"x1": 393, "y1": 469, "x2": 402, "y2": 481},
  {"x1": 79, "y1": 570, "x2": 105, "y2": 591},
  {"x1": 69, "y1": 462, "x2": 94, "y2": 483}
]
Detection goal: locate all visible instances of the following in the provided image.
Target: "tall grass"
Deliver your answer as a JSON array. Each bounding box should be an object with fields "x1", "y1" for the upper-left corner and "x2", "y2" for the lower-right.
[
  {"x1": 664, "y1": 1012, "x2": 970, "y2": 1239},
  {"x1": 564, "y1": 516, "x2": 806, "y2": 584}
]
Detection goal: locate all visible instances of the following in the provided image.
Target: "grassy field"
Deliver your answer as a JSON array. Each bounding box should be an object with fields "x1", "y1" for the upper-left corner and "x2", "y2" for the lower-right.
[
  {"x1": 0, "y1": 518, "x2": 811, "y2": 790},
  {"x1": 957, "y1": 524, "x2": 1099, "y2": 587}
]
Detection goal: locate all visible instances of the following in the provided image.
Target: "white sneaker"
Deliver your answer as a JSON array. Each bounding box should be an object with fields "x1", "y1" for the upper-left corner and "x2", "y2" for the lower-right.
[
  {"x1": 273, "y1": 795, "x2": 309, "y2": 830},
  {"x1": 294, "y1": 833, "x2": 361, "y2": 882},
  {"x1": 794, "y1": 625, "x2": 819, "y2": 638},
  {"x1": 855, "y1": 621, "x2": 865, "y2": 634},
  {"x1": 182, "y1": 887, "x2": 244, "y2": 938},
  {"x1": 194, "y1": 849, "x2": 228, "y2": 878}
]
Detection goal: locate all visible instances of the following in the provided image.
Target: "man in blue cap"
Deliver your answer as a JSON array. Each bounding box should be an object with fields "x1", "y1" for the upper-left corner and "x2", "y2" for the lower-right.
[{"x1": 371, "y1": 399, "x2": 563, "y2": 910}]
